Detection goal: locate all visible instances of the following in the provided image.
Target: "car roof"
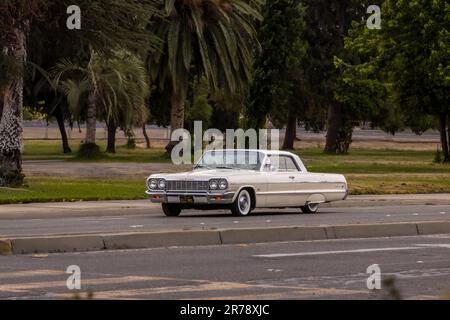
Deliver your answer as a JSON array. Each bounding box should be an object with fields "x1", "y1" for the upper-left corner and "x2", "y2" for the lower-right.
[
  {"x1": 203, "y1": 149, "x2": 308, "y2": 172},
  {"x1": 204, "y1": 149, "x2": 296, "y2": 156}
]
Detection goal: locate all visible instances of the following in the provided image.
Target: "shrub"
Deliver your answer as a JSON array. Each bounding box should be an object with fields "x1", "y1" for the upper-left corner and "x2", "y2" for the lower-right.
[{"x1": 77, "y1": 143, "x2": 101, "y2": 159}]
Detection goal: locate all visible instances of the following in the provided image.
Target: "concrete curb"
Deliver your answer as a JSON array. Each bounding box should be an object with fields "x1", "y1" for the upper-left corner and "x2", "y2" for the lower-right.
[
  {"x1": 327, "y1": 223, "x2": 418, "y2": 239},
  {"x1": 416, "y1": 221, "x2": 450, "y2": 235},
  {"x1": 220, "y1": 226, "x2": 327, "y2": 245},
  {"x1": 11, "y1": 235, "x2": 104, "y2": 254},
  {"x1": 103, "y1": 231, "x2": 221, "y2": 250},
  {"x1": 2, "y1": 221, "x2": 450, "y2": 255}
]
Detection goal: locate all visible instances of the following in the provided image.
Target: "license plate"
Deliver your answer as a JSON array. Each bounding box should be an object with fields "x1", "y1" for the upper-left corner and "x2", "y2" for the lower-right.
[{"x1": 179, "y1": 195, "x2": 194, "y2": 204}]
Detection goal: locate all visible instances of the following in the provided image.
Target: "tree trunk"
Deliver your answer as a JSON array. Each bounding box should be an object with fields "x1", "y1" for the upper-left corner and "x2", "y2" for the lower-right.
[
  {"x1": 282, "y1": 112, "x2": 296, "y2": 150},
  {"x1": 324, "y1": 103, "x2": 353, "y2": 154},
  {"x1": 106, "y1": 122, "x2": 117, "y2": 153},
  {"x1": 325, "y1": 104, "x2": 343, "y2": 153},
  {"x1": 142, "y1": 124, "x2": 150, "y2": 149},
  {"x1": 0, "y1": 26, "x2": 27, "y2": 187},
  {"x1": 439, "y1": 113, "x2": 450, "y2": 162},
  {"x1": 447, "y1": 114, "x2": 450, "y2": 160},
  {"x1": 54, "y1": 106, "x2": 71, "y2": 153},
  {"x1": 85, "y1": 90, "x2": 97, "y2": 145},
  {"x1": 0, "y1": 94, "x2": 4, "y2": 121},
  {"x1": 166, "y1": 92, "x2": 185, "y2": 153}
]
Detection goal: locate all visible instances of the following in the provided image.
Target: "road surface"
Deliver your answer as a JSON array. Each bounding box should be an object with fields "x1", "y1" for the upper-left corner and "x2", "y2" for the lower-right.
[
  {"x1": 1, "y1": 235, "x2": 449, "y2": 299},
  {"x1": 0, "y1": 204, "x2": 449, "y2": 237}
]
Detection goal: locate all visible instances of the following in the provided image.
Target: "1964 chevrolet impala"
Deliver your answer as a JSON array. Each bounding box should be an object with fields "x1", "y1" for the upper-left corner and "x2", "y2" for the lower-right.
[{"x1": 146, "y1": 149, "x2": 348, "y2": 217}]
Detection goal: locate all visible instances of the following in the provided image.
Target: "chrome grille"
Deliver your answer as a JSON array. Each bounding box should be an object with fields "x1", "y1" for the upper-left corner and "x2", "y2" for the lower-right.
[{"x1": 166, "y1": 180, "x2": 209, "y2": 192}]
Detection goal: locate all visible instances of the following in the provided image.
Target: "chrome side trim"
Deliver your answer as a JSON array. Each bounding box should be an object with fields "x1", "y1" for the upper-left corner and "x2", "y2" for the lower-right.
[{"x1": 257, "y1": 189, "x2": 346, "y2": 195}]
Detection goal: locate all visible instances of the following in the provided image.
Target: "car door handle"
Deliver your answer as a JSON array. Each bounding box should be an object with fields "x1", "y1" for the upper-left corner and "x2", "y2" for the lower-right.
[{"x1": 289, "y1": 176, "x2": 295, "y2": 179}]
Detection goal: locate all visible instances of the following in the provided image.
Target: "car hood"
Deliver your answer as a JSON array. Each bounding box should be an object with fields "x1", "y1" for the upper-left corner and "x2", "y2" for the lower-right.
[{"x1": 149, "y1": 169, "x2": 259, "y2": 180}]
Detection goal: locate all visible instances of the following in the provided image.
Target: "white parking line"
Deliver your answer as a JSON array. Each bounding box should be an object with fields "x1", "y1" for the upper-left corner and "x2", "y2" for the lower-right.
[
  {"x1": 253, "y1": 247, "x2": 421, "y2": 258},
  {"x1": 415, "y1": 244, "x2": 450, "y2": 249},
  {"x1": 254, "y1": 244, "x2": 450, "y2": 258}
]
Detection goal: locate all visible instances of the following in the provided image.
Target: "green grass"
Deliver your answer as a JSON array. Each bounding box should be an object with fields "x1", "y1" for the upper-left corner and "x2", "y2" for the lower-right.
[
  {"x1": 4, "y1": 140, "x2": 449, "y2": 204},
  {"x1": 2, "y1": 174, "x2": 450, "y2": 204},
  {"x1": 347, "y1": 174, "x2": 450, "y2": 195},
  {"x1": 0, "y1": 178, "x2": 146, "y2": 204},
  {"x1": 296, "y1": 148, "x2": 450, "y2": 174}
]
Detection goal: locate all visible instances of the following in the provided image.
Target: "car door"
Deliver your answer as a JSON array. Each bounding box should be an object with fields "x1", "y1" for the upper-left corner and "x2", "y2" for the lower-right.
[{"x1": 265, "y1": 155, "x2": 301, "y2": 207}]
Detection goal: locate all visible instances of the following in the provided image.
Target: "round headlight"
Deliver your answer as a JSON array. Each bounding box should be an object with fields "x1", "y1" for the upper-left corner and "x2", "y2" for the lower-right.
[
  {"x1": 219, "y1": 179, "x2": 228, "y2": 190},
  {"x1": 209, "y1": 180, "x2": 218, "y2": 190},
  {"x1": 149, "y1": 179, "x2": 158, "y2": 190},
  {"x1": 158, "y1": 179, "x2": 166, "y2": 190}
]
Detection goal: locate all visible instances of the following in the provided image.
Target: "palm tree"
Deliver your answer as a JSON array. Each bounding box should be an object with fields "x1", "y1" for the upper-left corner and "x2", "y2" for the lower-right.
[
  {"x1": 52, "y1": 50, "x2": 149, "y2": 154},
  {"x1": 0, "y1": 0, "x2": 161, "y2": 186},
  {"x1": 147, "y1": 0, "x2": 262, "y2": 151}
]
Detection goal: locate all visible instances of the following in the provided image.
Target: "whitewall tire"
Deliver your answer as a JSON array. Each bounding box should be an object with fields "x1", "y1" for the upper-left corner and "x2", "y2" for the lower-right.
[{"x1": 231, "y1": 189, "x2": 253, "y2": 216}]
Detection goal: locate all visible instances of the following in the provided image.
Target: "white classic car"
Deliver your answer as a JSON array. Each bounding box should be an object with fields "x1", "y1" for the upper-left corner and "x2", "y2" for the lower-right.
[{"x1": 146, "y1": 149, "x2": 348, "y2": 217}]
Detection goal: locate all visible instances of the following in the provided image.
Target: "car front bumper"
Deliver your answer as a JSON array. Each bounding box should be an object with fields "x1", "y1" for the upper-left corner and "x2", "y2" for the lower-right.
[{"x1": 146, "y1": 190, "x2": 235, "y2": 205}]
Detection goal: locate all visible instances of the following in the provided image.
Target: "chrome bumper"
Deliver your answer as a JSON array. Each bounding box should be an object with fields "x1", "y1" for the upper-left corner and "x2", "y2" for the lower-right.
[
  {"x1": 146, "y1": 190, "x2": 235, "y2": 205},
  {"x1": 343, "y1": 188, "x2": 349, "y2": 200}
]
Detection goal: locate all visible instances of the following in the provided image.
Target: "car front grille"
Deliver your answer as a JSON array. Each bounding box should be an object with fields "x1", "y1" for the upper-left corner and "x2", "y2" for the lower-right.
[{"x1": 166, "y1": 180, "x2": 209, "y2": 192}]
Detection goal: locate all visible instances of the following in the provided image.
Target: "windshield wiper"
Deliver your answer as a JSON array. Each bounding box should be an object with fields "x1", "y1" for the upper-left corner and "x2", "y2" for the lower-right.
[
  {"x1": 194, "y1": 165, "x2": 212, "y2": 169},
  {"x1": 216, "y1": 166, "x2": 239, "y2": 170}
]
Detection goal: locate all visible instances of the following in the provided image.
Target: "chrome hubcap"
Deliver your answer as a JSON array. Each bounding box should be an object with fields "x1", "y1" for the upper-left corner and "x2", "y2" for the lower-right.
[
  {"x1": 308, "y1": 203, "x2": 319, "y2": 212},
  {"x1": 238, "y1": 192, "x2": 250, "y2": 215}
]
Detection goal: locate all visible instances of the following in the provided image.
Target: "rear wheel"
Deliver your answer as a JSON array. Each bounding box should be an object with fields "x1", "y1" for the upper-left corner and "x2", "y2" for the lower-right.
[
  {"x1": 162, "y1": 203, "x2": 181, "y2": 217},
  {"x1": 300, "y1": 203, "x2": 320, "y2": 214},
  {"x1": 231, "y1": 189, "x2": 253, "y2": 216}
]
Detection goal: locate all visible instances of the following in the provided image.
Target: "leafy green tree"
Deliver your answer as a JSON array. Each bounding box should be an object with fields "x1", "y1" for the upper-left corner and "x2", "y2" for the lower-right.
[
  {"x1": 246, "y1": 0, "x2": 308, "y2": 150},
  {"x1": 301, "y1": 0, "x2": 369, "y2": 154},
  {"x1": 340, "y1": 0, "x2": 450, "y2": 160},
  {"x1": 147, "y1": 0, "x2": 262, "y2": 152},
  {"x1": 0, "y1": 0, "x2": 160, "y2": 185},
  {"x1": 210, "y1": 93, "x2": 243, "y2": 133},
  {"x1": 185, "y1": 77, "x2": 213, "y2": 132}
]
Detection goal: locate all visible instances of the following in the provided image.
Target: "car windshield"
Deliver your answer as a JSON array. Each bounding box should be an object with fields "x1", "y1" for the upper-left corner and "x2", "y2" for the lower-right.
[{"x1": 195, "y1": 150, "x2": 264, "y2": 171}]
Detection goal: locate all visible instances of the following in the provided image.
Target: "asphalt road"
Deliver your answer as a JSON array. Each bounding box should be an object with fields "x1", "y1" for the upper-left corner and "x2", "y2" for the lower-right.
[
  {"x1": 0, "y1": 204, "x2": 449, "y2": 237},
  {"x1": 1, "y1": 235, "x2": 449, "y2": 300}
]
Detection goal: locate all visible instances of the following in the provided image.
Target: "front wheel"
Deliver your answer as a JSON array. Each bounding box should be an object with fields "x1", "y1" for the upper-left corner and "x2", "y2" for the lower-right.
[
  {"x1": 162, "y1": 203, "x2": 181, "y2": 217},
  {"x1": 300, "y1": 203, "x2": 320, "y2": 214},
  {"x1": 231, "y1": 189, "x2": 253, "y2": 216}
]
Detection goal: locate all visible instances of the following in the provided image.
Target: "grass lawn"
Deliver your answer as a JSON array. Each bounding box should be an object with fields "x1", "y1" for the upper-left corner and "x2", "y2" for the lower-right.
[
  {"x1": 1, "y1": 140, "x2": 447, "y2": 204},
  {"x1": 0, "y1": 178, "x2": 146, "y2": 204},
  {"x1": 298, "y1": 148, "x2": 450, "y2": 195}
]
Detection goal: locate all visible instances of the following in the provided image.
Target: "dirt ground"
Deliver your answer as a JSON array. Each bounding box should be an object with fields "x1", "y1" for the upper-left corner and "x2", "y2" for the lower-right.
[
  {"x1": 294, "y1": 140, "x2": 440, "y2": 151},
  {"x1": 22, "y1": 161, "x2": 192, "y2": 179}
]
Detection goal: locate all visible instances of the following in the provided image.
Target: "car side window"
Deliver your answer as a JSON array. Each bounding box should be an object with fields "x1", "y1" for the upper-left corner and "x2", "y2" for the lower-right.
[
  {"x1": 284, "y1": 156, "x2": 299, "y2": 172},
  {"x1": 268, "y1": 155, "x2": 300, "y2": 172}
]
